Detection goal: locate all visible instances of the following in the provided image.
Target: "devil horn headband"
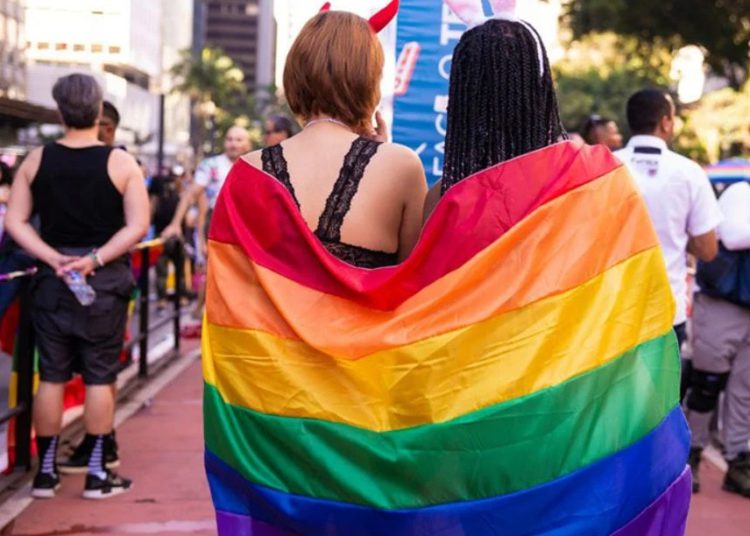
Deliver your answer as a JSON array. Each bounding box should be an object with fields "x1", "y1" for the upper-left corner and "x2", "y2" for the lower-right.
[
  {"x1": 318, "y1": 0, "x2": 400, "y2": 33},
  {"x1": 444, "y1": 0, "x2": 545, "y2": 77}
]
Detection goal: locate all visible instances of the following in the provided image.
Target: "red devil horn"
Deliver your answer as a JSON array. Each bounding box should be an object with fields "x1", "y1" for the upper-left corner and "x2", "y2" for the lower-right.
[
  {"x1": 319, "y1": 2, "x2": 331, "y2": 12},
  {"x1": 369, "y1": 0, "x2": 400, "y2": 32}
]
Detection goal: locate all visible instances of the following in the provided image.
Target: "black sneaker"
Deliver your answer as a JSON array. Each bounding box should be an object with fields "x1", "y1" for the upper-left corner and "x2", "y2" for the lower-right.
[
  {"x1": 105, "y1": 432, "x2": 120, "y2": 469},
  {"x1": 82, "y1": 471, "x2": 132, "y2": 500},
  {"x1": 689, "y1": 447, "x2": 702, "y2": 493},
  {"x1": 59, "y1": 434, "x2": 120, "y2": 474},
  {"x1": 31, "y1": 471, "x2": 61, "y2": 499},
  {"x1": 723, "y1": 452, "x2": 750, "y2": 498}
]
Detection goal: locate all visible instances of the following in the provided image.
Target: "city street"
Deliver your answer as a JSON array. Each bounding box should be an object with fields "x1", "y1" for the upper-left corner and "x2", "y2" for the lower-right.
[
  {"x1": 1, "y1": 0, "x2": 749, "y2": 534},
  {"x1": 0, "y1": 349, "x2": 747, "y2": 535},
  {"x1": 5, "y1": 342, "x2": 213, "y2": 536}
]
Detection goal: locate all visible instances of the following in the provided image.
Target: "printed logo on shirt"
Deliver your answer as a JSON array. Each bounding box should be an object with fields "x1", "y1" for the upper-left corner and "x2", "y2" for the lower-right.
[{"x1": 632, "y1": 156, "x2": 660, "y2": 178}]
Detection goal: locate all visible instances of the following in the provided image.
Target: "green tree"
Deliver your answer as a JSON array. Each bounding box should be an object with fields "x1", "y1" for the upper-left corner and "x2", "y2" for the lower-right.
[
  {"x1": 171, "y1": 47, "x2": 246, "y2": 108},
  {"x1": 171, "y1": 48, "x2": 296, "y2": 155},
  {"x1": 564, "y1": 0, "x2": 750, "y2": 88},
  {"x1": 687, "y1": 82, "x2": 750, "y2": 161},
  {"x1": 170, "y1": 47, "x2": 247, "y2": 156},
  {"x1": 554, "y1": 33, "x2": 672, "y2": 134}
]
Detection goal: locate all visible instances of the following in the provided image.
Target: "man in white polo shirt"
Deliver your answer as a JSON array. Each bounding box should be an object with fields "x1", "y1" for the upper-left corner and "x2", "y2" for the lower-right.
[{"x1": 615, "y1": 88, "x2": 721, "y2": 395}]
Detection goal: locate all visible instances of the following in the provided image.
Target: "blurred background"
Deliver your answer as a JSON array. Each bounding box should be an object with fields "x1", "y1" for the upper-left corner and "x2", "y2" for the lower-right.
[{"x1": 0, "y1": 0, "x2": 746, "y2": 175}]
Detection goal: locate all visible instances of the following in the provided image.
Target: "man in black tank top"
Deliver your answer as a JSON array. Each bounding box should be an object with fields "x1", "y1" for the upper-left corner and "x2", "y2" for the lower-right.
[
  {"x1": 5, "y1": 74, "x2": 150, "y2": 500},
  {"x1": 51, "y1": 99, "x2": 127, "y2": 478}
]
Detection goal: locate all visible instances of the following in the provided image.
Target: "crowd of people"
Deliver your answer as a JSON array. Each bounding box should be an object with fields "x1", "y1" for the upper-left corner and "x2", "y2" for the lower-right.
[
  {"x1": 0, "y1": 4, "x2": 746, "y2": 535},
  {"x1": 0, "y1": 73, "x2": 302, "y2": 500}
]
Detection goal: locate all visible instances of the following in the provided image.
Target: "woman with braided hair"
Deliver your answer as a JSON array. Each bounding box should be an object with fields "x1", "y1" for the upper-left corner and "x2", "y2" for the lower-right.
[
  {"x1": 424, "y1": 0, "x2": 566, "y2": 216},
  {"x1": 202, "y1": 1, "x2": 691, "y2": 532}
]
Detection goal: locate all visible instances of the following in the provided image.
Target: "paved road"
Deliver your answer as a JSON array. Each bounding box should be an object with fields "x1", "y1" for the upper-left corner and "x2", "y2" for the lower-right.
[
  {"x1": 6, "y1": 351, "x2": 750, "y2": 535},
  {"x1": 9, "y1": 346, "x2": 211, "y2": 536}
]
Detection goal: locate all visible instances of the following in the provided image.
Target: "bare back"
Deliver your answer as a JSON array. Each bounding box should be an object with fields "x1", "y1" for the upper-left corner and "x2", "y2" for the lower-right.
[{"x1": 243, "y1": 126, "x2": 427, "y2": 264}]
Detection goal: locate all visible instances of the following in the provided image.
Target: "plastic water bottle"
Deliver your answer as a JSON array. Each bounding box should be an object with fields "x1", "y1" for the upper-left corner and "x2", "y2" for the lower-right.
[{"x1": 63, "y1": 271, "x2": 97, "y2": 306}]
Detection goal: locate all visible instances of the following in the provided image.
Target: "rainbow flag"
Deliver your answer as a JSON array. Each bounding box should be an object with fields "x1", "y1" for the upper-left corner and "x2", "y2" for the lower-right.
[{"x1": 203, "y1": 141, "x2": 691, "y2": 535}]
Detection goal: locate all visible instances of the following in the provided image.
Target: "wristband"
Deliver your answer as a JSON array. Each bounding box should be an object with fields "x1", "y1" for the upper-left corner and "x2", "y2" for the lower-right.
[{"x1": 87, "y1": 250, "x2": 105, "y2": 269}]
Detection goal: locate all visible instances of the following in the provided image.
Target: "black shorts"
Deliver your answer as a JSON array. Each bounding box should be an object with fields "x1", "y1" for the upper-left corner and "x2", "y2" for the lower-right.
[{"x1": 31, "y1": 257, "x2": 134, "y2": 386}]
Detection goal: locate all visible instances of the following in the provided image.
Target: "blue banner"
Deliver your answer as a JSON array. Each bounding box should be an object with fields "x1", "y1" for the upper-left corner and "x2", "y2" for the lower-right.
[{"x1": 392, "y1": 1, "x2": 466, "y2": 185}]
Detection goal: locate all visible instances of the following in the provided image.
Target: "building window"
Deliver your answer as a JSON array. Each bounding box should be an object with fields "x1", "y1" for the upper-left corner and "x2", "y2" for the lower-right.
[
  {"x1": 91, "y1": 44, "x2": 103, "y2": 53},
  {"x1": 73, "y1": 44, "x2": 85, "y2": 52},
  {"x1": 55, "y1": 43, "x2": 67, "y2": 50},
  {"x1": 108, "y1": 46, "x2": 121, "y2": 54},
  {"x1": 38, "y1": 42, "x2": 49, "y2": 50}
]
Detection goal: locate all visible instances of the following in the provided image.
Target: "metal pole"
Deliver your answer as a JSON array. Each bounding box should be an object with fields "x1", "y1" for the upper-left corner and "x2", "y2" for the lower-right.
[
  {"x1": 173, "y1": 240, "x2": 183, "y2": 354},
  {"x1": 157, "y1": 93, "x2": 165, "y2": 175},
  {"x1": 138, "y1": 248, "x2": 150, "y2": 378},
  {"x1": 15, "y1": 281, "x2": 35, "y2": 470}
]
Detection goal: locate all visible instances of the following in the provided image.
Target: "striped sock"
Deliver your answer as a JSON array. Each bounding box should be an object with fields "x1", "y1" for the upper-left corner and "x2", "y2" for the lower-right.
[
  {"x1": 88, "y1": 434, "x2": 108, "y2": 479},
  {"x1": 36, "y1": 435, "x2": 59, "y2": 476}
]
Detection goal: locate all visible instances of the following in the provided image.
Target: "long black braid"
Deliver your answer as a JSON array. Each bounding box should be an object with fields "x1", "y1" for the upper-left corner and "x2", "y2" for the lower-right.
[{"x1": 442, "y1": 20, "x2": 565, "y2": 194}]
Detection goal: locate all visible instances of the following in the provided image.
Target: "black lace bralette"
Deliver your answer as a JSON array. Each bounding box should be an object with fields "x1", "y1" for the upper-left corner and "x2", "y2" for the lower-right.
[{"x1": 261, "y1": 137, "x2": 399, "y2": 269}]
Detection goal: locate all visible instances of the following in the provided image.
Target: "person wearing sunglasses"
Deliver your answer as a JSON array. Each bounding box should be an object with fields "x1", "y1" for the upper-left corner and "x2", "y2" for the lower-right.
[{"x1": 263, "y1": 114, "x2": 296, "y2": 147}]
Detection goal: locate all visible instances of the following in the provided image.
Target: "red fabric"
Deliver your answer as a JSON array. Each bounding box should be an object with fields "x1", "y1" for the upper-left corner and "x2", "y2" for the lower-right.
[
  {"x1": 0, "y1": 299, "x2": 20, "y2": 354},
  {"x1": 131, "y1": 245, "x2": 163, "y2": 280},
  {"x1": 63, "y1": 376, "x2": 86, "y2": 409},
  {"x1": 209, "y1": 141, "x2": 621, "y2": 309}
]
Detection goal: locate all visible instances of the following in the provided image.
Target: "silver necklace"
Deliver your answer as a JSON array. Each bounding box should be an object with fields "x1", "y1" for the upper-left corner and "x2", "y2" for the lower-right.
[{"x1": 304, "y1": 117, "x2": 351, "y2": 131}]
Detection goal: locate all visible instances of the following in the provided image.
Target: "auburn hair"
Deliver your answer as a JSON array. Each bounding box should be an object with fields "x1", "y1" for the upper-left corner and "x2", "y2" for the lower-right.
[{"x1": 284, "y1": 11, "x2": 383, "y2": 134}]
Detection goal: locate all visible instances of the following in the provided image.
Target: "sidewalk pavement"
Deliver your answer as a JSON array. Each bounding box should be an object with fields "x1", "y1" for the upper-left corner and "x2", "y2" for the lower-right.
[
  {"x1": 5, "y1": 348, "x2": 750, "y2": 535},
  {"x1": 688, "y1": 460, "x2": 750, "y2": 535},
  {"x1": 7, "y1": 347, "x2": 214, "y2": 536}
]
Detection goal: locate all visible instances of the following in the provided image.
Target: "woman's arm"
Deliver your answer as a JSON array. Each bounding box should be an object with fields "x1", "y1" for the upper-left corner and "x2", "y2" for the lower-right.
[
  {"x1": 397, "y1": 151, "x2": 428, "y2": 262},
  {"x1": 422, "y1": 180, "x2": 442, "y2": 224}
]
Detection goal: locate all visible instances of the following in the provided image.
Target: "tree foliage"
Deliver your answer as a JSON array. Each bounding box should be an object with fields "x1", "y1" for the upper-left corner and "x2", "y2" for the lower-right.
[
  {"x1": 170, "y1": 47, "x2": 246, "y2": 109},
  {"x1": 564, "y1": 0, "x2": 750, "y2": 88},
  {"x1": 554, "y1": 33, "x2": 672, "y2": 134},
  {"x1": 688, "y1": 82, "x2": 750, "y2": 161},
  {"x1": 170, "y1": 47, "x2": 295, "y2": 155}
]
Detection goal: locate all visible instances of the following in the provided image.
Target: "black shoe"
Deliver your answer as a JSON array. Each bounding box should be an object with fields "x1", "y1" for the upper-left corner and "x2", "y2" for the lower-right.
[
  {"x1": 59, "y1": 434, "x2": 120, "y2": 475},
  {"x1": 31, "y1": 471, "x2": 60, "y2": 499},
  {"x1": 82, "y1": 470, "x2": 132, "y2": 500},
  {"x1": 723, "y1": 452, "x2": 750, "y2": 498},
  {"x1": 689, "y1": 447, "x2": 702, "y2": 493},
  {"x1": 180, "y1": 290, "x2": 197, "y2": 301},
  {"x1": 105, "y1": 432, "x2": 119, "y2": 467}
]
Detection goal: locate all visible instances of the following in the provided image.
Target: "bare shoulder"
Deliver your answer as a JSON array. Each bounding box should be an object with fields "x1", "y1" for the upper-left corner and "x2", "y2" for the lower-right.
[
  {"x1": 376, "y1": 142, "x2": 426, "y2": 186},
  {"x1": 109, "y1": 147, "x2": 140, "y2": 172},
  {"x1": 241, "y1": 149, "x2": 264, "y2": 170},
  {"x1": 22, "y1": 146, "x2": 44, "y2": 165},
  {"x1": 108, "y1": 149, "x2": 143, "y2": 191},
  {"x1": 17, "y1": 147, "x2": 44, "y2": 182},
  {"x1": 377, "y1": 142, "x2": 422, "y2": 167}
]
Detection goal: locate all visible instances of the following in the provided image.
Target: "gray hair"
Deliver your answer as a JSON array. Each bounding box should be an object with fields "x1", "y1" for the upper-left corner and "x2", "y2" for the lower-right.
[{"x1": 52, "y1": 73, "x2": 103, "y2": 129}]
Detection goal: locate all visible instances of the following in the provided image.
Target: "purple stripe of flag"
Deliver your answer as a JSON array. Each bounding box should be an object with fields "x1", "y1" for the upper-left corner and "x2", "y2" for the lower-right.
[
  {"x1": 216, "y1": 510, "x2": 295, "y2": 536},
  {"x1": 612, "y1": 466, "x2": 691, "y2": 536}
]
